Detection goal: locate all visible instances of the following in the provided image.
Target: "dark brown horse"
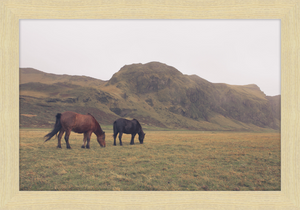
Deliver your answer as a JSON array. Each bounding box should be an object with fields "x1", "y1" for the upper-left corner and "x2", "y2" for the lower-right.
[
  {"x1": 44, "y1": 111, "x2": 106, "y2": 149},
  {"x1": 113, "y1": 118, "x2": 145, "y2": 146}
]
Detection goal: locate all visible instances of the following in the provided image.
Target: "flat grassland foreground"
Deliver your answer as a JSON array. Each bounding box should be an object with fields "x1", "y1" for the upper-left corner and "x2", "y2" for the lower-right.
[{"x1": 20, "y1": 128, "x2": 280, "y2": 191}]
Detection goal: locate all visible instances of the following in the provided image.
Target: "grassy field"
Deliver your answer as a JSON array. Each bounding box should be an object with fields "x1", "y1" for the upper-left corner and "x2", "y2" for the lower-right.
[{"x1": 20, "y1": 128, "x2": 280, "y2": 191}]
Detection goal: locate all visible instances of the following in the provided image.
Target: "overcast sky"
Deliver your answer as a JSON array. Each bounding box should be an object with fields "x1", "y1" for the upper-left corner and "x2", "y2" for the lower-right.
[{"x1": 20, "y1": 20, "x2": 280, "y2": 96}]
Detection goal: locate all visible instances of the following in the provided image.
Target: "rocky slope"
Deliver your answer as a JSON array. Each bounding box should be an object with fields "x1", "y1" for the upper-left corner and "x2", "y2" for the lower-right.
[{"x1": 20, "y1": 62, "x2": 280, "y2": 131}]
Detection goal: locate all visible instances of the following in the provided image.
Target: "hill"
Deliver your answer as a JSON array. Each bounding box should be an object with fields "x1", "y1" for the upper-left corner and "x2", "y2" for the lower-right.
[{"x1": 20, "y1": 62, "x2": 280, "y2": 131}]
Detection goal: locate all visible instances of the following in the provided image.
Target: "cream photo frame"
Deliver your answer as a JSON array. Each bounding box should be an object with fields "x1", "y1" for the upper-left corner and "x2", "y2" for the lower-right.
[{"x1": 0, "y1": 0, "x2": 299, "y2": 209}]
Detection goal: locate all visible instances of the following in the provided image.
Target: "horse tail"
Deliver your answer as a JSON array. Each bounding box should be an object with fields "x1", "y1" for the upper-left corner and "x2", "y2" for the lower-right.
[
  {"x1": 112, "y1": 120, "x2": 117, "y2": 138},
  {"x1": 44, "y1": 113, "x2": 62, "y2": 142}
]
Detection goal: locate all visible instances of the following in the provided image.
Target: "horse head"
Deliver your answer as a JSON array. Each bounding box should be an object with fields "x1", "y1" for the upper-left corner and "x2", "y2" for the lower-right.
[
  {"x1": 138, "y1": 132, "x2": 145, "y2": 144},
  {"x1": 97, "y1": 132, "x2": 106, "y2": 147}
]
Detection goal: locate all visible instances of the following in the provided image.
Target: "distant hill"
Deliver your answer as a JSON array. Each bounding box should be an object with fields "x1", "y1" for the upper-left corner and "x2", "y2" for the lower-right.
[
  {"x1": 20, "y1": 62, "x2": 280, "y2": 131},
  {"x1": 20, "y1": 68, "x2": 106, "y2": 87}
]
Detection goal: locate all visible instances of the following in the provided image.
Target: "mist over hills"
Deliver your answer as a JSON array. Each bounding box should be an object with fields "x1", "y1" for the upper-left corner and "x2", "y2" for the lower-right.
[{"x1": 20, "y1": 62, "x2": 280, "y2": 131}]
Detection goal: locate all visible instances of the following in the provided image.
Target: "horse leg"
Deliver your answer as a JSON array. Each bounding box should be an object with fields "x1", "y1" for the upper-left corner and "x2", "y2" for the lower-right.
[
  {"x1": 57, "y1": 130, "x2": 64, "y2": 148},
  {"x1": 86, "y1": 132, "x2": 92, "y2": 149},
  {"x1": 113, "y1": 132, "x2": 118, "y2": 146},
  {"x1": 64, "y1": 129, "x2": 72, "y2": 149},
  {"x1": 118, "y1": 132, "x2": 123, "y2": 146},
  {"x1": 81, "y1": 133, "x2": 88, "y2": 148},
  {"x1": 130, "y1": 133, "x2": 136, "y2": 145}
]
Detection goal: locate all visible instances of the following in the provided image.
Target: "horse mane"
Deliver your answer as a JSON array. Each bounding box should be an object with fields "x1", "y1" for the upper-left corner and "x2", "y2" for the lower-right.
[
  {"x1": 87, "y1": 113, "x2": 104, "y2": 134},
  {"x1": 87, "y1": 113, "x2": 97, "y2": 123},
  {"x1": 87, "y1": 113, "x2": 97, "y2": 120},
  {"x1": 132, "y1": 119, "x2": 143, "y2": 133}
]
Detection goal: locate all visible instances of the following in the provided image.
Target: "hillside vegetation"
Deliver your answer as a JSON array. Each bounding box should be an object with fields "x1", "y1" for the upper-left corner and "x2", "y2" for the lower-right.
[{"x1": 20, "y1": 62, "x2": 280, "y2": 131}]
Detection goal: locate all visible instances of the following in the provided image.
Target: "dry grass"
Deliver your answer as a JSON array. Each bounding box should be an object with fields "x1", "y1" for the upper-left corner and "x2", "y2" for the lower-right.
[{"x1": 20, "y1": 128, "x2": 280, "y2": 191}]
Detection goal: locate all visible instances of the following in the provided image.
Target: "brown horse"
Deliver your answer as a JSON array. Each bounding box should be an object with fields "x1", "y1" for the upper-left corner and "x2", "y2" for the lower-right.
[{"x1": 44, "y1": 111, "x2": 106, "y2": 149}]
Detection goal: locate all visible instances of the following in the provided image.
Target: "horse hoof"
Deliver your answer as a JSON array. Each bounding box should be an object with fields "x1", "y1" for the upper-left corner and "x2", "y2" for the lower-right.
[
  {"x1": 57, "y1": 146, "x2": 62, "y2": 149},
  {"x1": 81, "y1": 145, "x2": 85, "y2": 148},
  {"x1": 86, "y1": 146, "x2": 90, "y2": 149}
]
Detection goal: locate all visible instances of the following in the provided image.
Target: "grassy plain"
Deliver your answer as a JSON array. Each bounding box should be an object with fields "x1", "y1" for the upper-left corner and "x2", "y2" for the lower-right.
[{"x1": 20, "y1": 128, "x2": 280, "y2": 191}]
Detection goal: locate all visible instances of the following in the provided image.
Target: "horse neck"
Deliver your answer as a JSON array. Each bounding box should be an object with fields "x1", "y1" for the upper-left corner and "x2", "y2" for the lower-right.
[
  {"x1": 138, "y1": 127, "x2": 144, "y2": 135},
  {"x1": 94, "y1": 122, "x2": 104, "y2": 136}
]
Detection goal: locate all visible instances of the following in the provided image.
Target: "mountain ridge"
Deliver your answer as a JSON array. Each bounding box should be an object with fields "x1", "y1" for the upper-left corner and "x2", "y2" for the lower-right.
[{"x1": 20, "y1": 62, "x2": 280, "y2": 131}]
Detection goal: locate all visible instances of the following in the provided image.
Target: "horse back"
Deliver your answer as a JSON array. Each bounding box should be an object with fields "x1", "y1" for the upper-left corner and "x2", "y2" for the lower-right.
[
  {"x1": 61, "y1": 111, "x2": 97, "y2": 133},
  {"x1": 60, "y1": 111, "x2": 77, "y2": 128},
  {"x1": 114, "y1": 118, "x2": 141, "y2": 134}
]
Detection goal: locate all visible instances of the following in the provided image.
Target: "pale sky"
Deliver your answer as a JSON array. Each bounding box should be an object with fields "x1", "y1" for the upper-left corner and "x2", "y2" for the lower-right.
[{"x1": 20, "y1": 20, "x2": 280, "y2": 96}]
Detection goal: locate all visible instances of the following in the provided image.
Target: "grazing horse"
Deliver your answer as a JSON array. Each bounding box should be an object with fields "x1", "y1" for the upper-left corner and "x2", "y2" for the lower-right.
[
  {"x1": 44, "y1": 111, "x2": 106, "y2": 149},
  {"x1": 113, "y1": 118, "x2": 145, "y2": 146}
]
